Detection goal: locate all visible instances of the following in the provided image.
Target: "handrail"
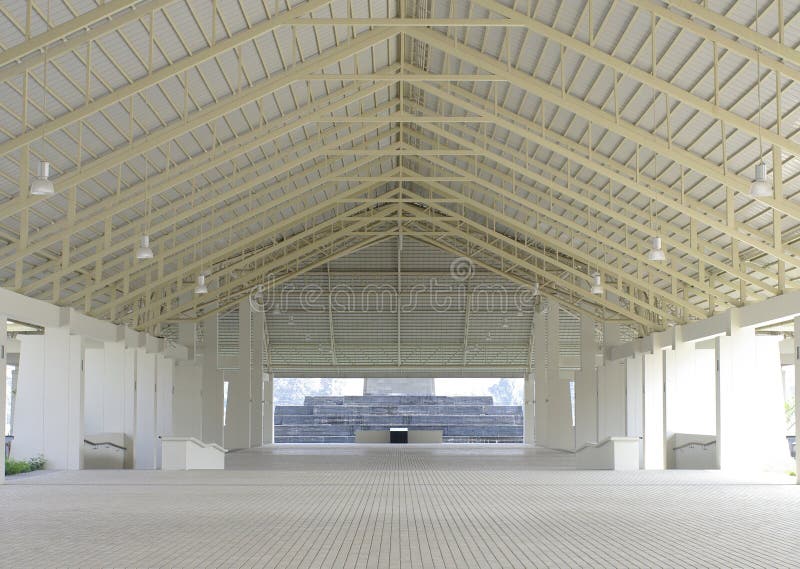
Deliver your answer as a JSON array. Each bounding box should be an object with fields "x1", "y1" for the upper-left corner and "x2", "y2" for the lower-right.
[
  {"x1": 673, "y1": 440, "x2": 716, "y2": 451},
  {"x1": 159, "y1": 436, "x2": 227, "y2": 453},
  {"x1": 83, "y1": 438, "x2": 127, "y2": 451},
  {"x1": 574, "y1": 436, "x2": 639, "y2": 453}
]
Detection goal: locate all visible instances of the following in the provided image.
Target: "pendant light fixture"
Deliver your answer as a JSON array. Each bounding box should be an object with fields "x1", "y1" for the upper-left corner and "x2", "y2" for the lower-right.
[
  {"x1": 193, "y1": 177, "x2": 208, "y2": 294},
  {"x1": 750, "y1": 0, "x2": 772, "y2": 198},
  {"x1": 590, "y1": 272, "x2": 603, "y2": 295},
  {"x1": 646, "y1": 63, "x2": 665, "y2": 263},
  {"x1": 31, "y1": 1, "x2": 55, "y2": 196},
  {"x1": 135, "y1": 234, "x2": 154, "y2": 259},
  {"x1": 30, "y1": 160, "x2": 54, "y2": 196},
  {"x1": 647, "y1": 236, "x2": 666, "y2": 261},
  {"x1": 136, "y1": 145, "x2": 154, "y2": 260},
  {"x1": 194, "y1": 274, "x2": 208, "y2": 295}
]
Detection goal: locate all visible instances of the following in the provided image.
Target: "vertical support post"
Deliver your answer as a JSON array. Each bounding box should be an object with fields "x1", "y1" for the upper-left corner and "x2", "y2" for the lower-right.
[
  {"x1": 250, "y1": 309, "x2": 264, "y2": 447},
  {"x1": 263, "y1": 372, "x2": 274, "y2": 445},
  {"x1": 134, "y1": 342, "x2": 157, "y2": 469},
  {"x1": 642, "y1": 350, "x2": 665, "y2": 469},
  {"x1": 202, "y1": 313, "x2": 223, "y2": 445},
  {"x1": 795, "y1": 317, "x2": 800, "y2": 483},
  {"x1": 626, "y1": 353, "x2": 644, "y2": 467},
  {"x1": 0, "y1": 313, "x2": 6, "y2": 483},
  {"x1": 575, "y1": 315, "x2": 597, "y2": 446},
  {"x1": 533, "y1": 305, "x2": 548, "y2": 445},
  {"x1": 523, "y1": 371, "x2": 535, "y2": 445},
  {"x1": 224, "y1": 301, "x2": 252, "y2": 449}
]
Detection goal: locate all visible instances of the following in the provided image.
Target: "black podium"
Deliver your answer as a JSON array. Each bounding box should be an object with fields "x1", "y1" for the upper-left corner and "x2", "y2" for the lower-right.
[{"x1": 389, "y1": 428, "x2": 408, "y2": 444}]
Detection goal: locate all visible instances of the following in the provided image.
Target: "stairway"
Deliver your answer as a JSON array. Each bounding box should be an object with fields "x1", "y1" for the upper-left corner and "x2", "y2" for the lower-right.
[{"x1": 274, "y1": 395, "x2": 523, "y2": 443}]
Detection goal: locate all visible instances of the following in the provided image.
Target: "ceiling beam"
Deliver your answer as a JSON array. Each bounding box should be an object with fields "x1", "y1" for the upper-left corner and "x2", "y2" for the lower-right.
[
  {"x1": 624, "y1": 0, "x2": 800, "y2": 84},
  {"x1": 403, "y1": 200, "x2": 674, "y2": 326},
  {"x1": 5, "y1": 27, "x2": 397, "y2": 220},
  {"x1": 405, "y1": 28, "x2": 799, "y2": 219},
  {"x1": 410, "y1": 175, "x2": 706, "y2": 320},
  {"x1": 407, "y1": 116, "x2": 775, "y2": 300},
  {"x1": 0, "y1": 77, "x2": 398, "y2": 272},
  {"x1": 0, "y1": 0, "x2": 174, "y2": 75},
  {"x1": 0, "y1": 0, "x2": 338, "y2": 158},
  {"x1": 410, "y1": 77, "x2": 800, "y2": 272},
  {"x1": 469, "y1": 0, "x2": 799, "y2": 154},
  {"x1": 96, "y1": 176, "x2": 400, "y2": 321},
  {"x1": 399, "y1": 204, "x2": 656, "y2": 328},
  {"x1": 139, "y1": 203, "x2": 403, "y2": 328},
  {"x1": 661, "y1": 0, "x2": 800, "y2": 67},
  {"x1": 20, "y1": 125, "x2": 398, "y2": 295}
]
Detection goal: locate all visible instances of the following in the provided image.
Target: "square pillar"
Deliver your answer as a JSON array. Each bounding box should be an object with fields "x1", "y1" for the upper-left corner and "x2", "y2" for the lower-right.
[
  {"x1": 250, "y1": 310, "x2": 264, "y2": 447},
  {"x1": 574, "y1": 315, "x2": 597, "y2": 446},
  {"x1": 13, "y1": 327, "x2": 84, "y2": 470},
  {"x1": 155, "y1": 354, "x2": 174, "y2": 469},
  {"x1": 642, "y1": 350, "x2": 665, "y2": 469},
  {"x1": 174, "y1": 322, "x2": 203, "y2": 439},
  {"x1": 532, "y1": 307, "x2": 548, "y2": 445},
  {"x1": 263, "y1": 373, "x2": 274, "y2": 444},
  {"x1": 0, "y1": 314, "x2": 5, "y2": 483},
  {"x1": 626, "y1": 354, "x2": 644, "y2": 468},
  {"x1": 202, "y1": 313, "x2": 224, "y2": 445},
  {"x1": 523, "y1": 371, "x2": 534, "y2": 444},
  {"x1": 795, "y1": 317, "x2": 800, "y2": 483},
  {"x1": 599, "y1": 324, "x2": 626, "y2": 440},
  {"x1": 224, "y1": 300, "x2": 252, "y2": 450},
  {"x1": 134, "y1": 347, "x2": 157, "y2": 469}
]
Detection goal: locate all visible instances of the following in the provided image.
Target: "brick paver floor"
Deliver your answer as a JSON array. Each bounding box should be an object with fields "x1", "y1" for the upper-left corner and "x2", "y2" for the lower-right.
[{"x1": 1, "y1": 444, "x2": 797, "y2": 568}]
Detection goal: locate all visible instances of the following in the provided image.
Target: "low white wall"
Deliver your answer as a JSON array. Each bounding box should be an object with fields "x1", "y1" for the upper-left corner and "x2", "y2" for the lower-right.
[
  {"x1": 408, "y1": 430, "x2": 443, "y2": 443},
  {"x1": 576, "y1": 437, "x2": 640, "y2": 470},
  {"x1": 161, "y1": 437, "x2": 226, "y2": 470},
  {"x1": 672, "y1": 434, "x2": 717, "y2": 469}
]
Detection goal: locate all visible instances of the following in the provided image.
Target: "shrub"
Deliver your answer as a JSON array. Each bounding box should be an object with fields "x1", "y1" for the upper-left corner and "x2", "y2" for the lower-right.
[{"x1": 5, "y1": 455, "x2": 46, "y2": 476}]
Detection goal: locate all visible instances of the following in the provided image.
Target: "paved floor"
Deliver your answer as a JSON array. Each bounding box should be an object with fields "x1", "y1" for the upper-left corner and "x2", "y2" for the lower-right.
[{"x1": 1, "y1": 444, "x2": 798, "y2": 568}]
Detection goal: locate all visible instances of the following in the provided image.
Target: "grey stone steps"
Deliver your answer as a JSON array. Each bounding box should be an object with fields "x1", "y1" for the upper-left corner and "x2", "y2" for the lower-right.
[{"x1": 273, "y1": 395, "x2": 523, "y2": 443}]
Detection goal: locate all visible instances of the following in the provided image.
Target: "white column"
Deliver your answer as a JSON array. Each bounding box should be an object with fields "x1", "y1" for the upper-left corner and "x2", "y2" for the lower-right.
[
  {"x1": 715, "y1": 326, "x2": 755, "y2": 471},
  {"x1": 663, "y1": 341, "x2": 692, "y2": 468},
  {"x1": 532, "y1": 306, "x2": 547, "y2": 445},
  {"x1": 0, "y1": 314, "x2": 5, "y2": 484},
  {"x1": 263, "y1": 372, "x2": 274, "y2": 444},
  {"x1": 155, "y1": 354, "x2": 174, "y2": 469},
  {"x1": 134, "y1": 345, "x2": 157, "y2": 469},
  {"x1": 13, "y1": 327, "x2": 84, "y2": 470},
  {"x1": 173, "y1": 323, "x2": 202, "y2": 439},
  {"x1": 642, "y1": 350, "x2": 665, "y2": 469},
  {"x1": 574, "y1": 315, "x2": 597, "y2": 446},
  {"x1": 122, "y1": 343, "x2": 136, "y2": 468},
  {"x1": 250, "y1": 309, "x2": 264, "y2": 447},
  {"x1": 598, "y1": 323, "x2": 626, "y2": 440},
  {"x1": 626, "y1": 353, "x2": 644, "y2": 468},
  {"x1": 545, "y1": 301, "x2": 573, "y2": 450},
  {"x1": 225, "y1": 300, "x2": 252, "y2": 449},
  {"x1": 202, "y1": 313, "x2": 224, "y2": 445},
  {"x1": 83, "y1": 341, "x2": 128, "y2": 436},
  {"x1": 523, "y1": 371, "x2": 534, "y2": 444},
  {"x1": 795, "y1": 317, "x2": 800, "y2": 484}
]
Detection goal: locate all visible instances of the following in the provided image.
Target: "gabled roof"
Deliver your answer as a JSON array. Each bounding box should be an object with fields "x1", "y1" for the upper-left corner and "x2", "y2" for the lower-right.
[{"x1": 0, "y1": 0, "x2": 797, "y2": 337}]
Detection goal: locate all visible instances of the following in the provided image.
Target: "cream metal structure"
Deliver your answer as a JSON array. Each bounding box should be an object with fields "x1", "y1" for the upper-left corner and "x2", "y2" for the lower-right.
[{"x1": 0, "y1": 0, "x2": 798, "y2": 356}]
